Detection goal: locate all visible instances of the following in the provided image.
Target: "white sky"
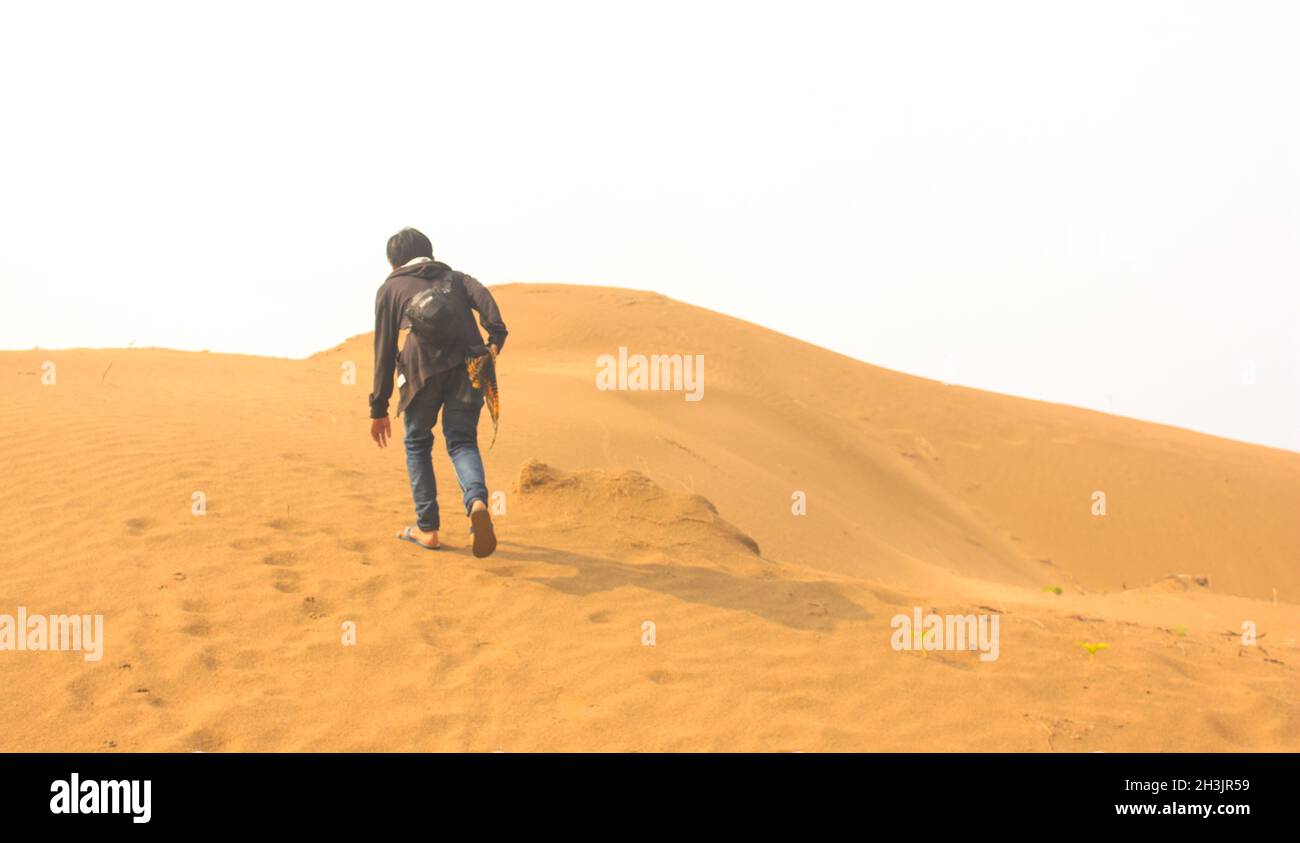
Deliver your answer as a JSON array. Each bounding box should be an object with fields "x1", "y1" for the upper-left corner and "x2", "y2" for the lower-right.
[{"x1": 2, "y1": 0, "x2": 1297, "y2": 451}]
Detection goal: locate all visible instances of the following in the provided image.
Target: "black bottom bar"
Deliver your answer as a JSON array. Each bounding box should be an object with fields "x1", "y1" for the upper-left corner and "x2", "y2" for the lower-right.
[{"x1": 4, "y1": 753, "x2": 1293, "y2": 830}]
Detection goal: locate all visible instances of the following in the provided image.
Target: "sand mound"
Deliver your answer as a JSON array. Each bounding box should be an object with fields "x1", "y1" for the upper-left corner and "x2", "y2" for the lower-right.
[
  {"x1": 1134, "y1": 574, "x2": 1213, "y2": 594},
  {"x1": 513, "y1": 460, "x2": 761, "y2": 559},
  {"x1": 0, "y1": 283, "x2": 1296, "y2": 751}
]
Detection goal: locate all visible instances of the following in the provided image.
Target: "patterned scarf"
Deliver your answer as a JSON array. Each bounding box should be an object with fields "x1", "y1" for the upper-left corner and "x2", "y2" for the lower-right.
[{"x1": 466, "y1": 347, "x2": 499, "y2": 449}]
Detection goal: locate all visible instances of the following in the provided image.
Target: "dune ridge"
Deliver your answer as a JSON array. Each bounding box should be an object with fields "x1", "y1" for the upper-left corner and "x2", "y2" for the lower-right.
[{"x1": 0, "y1": 283, "x2": 1296, "y2": 751}]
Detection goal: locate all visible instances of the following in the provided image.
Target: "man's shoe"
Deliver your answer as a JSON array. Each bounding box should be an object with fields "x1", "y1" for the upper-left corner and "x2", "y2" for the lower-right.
[{"x1": 469, "y1": 507, "x2": 497, "y2": 558}]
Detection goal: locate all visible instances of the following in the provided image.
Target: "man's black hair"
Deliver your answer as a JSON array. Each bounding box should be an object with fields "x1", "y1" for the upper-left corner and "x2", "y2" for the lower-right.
[{"x1": 387, "y1": 227, "x2": 433, "y2": 268}]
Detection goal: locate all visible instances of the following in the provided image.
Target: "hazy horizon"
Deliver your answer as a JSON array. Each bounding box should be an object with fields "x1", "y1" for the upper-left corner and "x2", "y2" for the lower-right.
[{"x1": 2, "y1": 0, "x2": 1297, "y2": 451}]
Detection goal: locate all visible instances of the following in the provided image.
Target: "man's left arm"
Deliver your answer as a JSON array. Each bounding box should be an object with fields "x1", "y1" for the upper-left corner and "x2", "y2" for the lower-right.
[{"x1": 462, "y1": 274, "x2": 508, "y2": 354}]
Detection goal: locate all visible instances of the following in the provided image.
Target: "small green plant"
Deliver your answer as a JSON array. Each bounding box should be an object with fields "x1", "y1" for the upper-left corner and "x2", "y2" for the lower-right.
[
  {"x1": 914, "y1": 627, "x2": 936, "y2": 657},
  {"x1": 1043, "y1": 585, "x2": 1063, "y2": 595},
  {"x1": 1078, "y1": 641, "x2": 1109, "y2": 658},
  {"x1": 1173, "y1": 625, "x2": 1188, "y2": 637}
]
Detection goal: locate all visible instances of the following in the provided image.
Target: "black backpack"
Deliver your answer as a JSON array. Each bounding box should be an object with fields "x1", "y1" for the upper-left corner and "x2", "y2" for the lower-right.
[{"x1": 403, "y1": 274, "x2": 464, "y2": 350}]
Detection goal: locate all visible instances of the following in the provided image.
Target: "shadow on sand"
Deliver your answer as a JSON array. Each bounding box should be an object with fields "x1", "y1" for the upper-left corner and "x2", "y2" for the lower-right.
[{"x1": 476, "y1": 540, "x2": 871, "y2": 631}]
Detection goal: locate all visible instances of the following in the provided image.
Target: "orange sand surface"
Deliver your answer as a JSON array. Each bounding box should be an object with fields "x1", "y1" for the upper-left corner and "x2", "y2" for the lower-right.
[{"x1": 1, "y1": 284, "x2": 1296, "y2": 751}]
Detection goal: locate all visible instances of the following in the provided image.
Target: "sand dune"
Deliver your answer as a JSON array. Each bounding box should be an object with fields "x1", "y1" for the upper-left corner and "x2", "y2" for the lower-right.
[{"x1": 0, "y1": 283, "x2": 1296, "y2": 751}]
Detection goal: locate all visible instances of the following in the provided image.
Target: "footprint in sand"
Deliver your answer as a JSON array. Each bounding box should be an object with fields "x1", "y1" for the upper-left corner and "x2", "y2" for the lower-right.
[
  {"x1": 197, "y1": 648, "x2": 220, "y2": 671},
  {"x1": 271, "y1": 570, "x2": 301, "y2": 593},
  {"x1": 64, "y1": 675, "x2": 102, "y2": 712},
  {"x1": 125, "y1": 517, "x2": 155, "y2": 535},
  {"x1": 417, "y1": 616, "x2": 452, "y2": 647},
  {"x1": 301, "y1": 596, "x2": 329, "y2": 620},
  {"x1": 229, "y1": 536, "x2": 272, "y2": 551},
  {"x1": 186, "y1": 728, "x2": 225, "y2": 753},
  {"x1": 346, "y1": 575, "x2": 387, "y2": 599},
  {"x1": 262, "y1": 551, "x2": 299, "y2": 567}
]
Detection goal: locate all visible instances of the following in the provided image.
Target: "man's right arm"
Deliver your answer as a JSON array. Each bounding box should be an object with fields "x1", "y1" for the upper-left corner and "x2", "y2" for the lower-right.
[{"x1": 368, "y1": 285, "x2": 398, "y2": 420}]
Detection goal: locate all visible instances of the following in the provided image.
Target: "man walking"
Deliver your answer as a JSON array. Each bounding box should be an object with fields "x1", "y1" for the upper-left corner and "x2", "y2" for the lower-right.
[{"x1": 368, "y1": 227, "x2": 507, "y2": 558}]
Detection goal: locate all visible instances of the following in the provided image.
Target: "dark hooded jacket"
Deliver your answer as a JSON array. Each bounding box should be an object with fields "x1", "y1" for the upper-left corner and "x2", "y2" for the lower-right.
[{"x1": 368, "y1": 259, "x2": 508, "y2": 419}]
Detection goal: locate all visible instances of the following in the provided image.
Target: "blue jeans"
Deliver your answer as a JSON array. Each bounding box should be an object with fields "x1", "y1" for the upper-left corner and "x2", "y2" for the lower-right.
[{"x1": 402, "y1": 366, "x2": 488, "y2": 532}]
